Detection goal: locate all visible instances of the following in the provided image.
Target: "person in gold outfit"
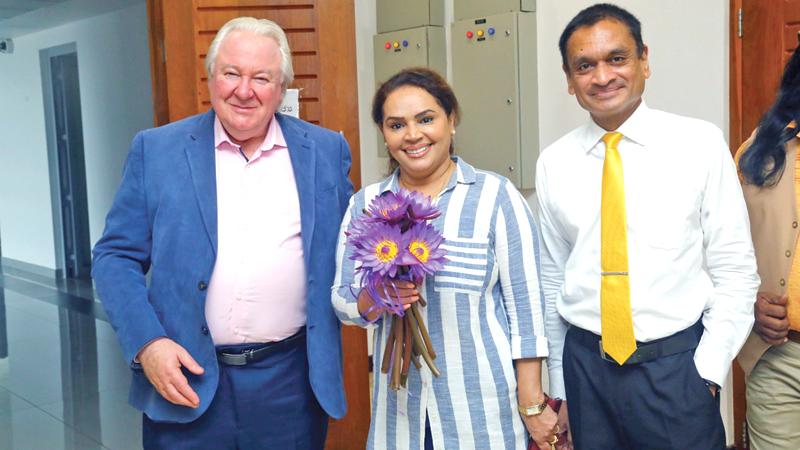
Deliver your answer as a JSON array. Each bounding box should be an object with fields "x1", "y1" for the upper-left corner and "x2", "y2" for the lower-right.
[{"x1": 736, "y1": 44, "x2": 800, "y2": 450}]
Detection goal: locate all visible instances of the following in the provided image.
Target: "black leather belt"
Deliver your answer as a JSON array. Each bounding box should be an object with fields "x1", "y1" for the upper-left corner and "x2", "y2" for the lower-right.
[
  {"x1": 216, "y1": 328, "x2": 306, "y2": 366},
  {"x1": 571, "y1": 320, "x2": 703, "y2": 365}
]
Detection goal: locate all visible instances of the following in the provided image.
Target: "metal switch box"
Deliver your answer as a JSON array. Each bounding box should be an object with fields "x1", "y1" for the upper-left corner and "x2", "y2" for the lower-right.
[
  {"x1": 377, "y1": 0, "x2": 444, "y2": 33},
  {"x1": 373, "y1": 26, "x2": 447, "y2": 157},
  {"x1": 454, "y1": 0, "x2": 536, "y2": 22},
  {"x1": 451, "y1": 12, "x2": 538, "y2": 189}
]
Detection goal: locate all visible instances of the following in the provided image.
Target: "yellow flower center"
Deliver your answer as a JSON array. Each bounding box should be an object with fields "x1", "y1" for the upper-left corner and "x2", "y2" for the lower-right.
[
  {"x1": 379, "y1": 206, "x2": 399, "y2": 219},
  {"x1": 375, "y1": 240, "x2": 399, "y2": 263},
  {"x1": 409, "y1": 240, "x2": 430, "y2": 263}
]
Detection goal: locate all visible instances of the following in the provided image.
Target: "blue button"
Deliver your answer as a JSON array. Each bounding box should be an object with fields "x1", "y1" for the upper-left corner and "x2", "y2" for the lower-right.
[
  {"x1": 402, "y1": 40, "x2": 409, "y2": 47},
  {"x1": 488, "y1": 27, "x2": 496, "y2": 36}
]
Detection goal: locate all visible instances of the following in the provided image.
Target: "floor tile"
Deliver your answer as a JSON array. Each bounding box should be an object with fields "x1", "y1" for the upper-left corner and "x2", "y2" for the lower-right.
[
  {"x1": 0, "y1": 267, "x2": 144, "y2": 449},
  {"x1": 0, "y1": 407, "x2": 105, "y2": 450},
  {"x1": 39, "y1": 388, "x2": 142, "y2": 450},
  {"x1": 0, "y1": 386, "x2": 36, "y2": 416}
]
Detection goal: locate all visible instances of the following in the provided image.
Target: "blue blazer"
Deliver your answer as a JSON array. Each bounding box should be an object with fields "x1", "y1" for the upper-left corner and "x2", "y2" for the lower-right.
[{"x1": 92, "y1": 110, "x2": 353, "y2": 423}]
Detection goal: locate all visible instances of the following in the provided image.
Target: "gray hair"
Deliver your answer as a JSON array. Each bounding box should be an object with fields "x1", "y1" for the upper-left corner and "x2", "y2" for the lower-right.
[{"x1": 205, "y1": 17, "x2": 294, "y2": 91}]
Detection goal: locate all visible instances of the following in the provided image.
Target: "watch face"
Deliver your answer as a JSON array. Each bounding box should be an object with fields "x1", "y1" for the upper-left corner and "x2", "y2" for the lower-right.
[{"x1": 519, "y1": 403, "x2": 546, "y2": 416}]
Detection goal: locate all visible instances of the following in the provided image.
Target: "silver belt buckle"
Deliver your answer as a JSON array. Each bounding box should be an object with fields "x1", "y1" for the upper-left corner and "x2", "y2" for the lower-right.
[
  {"x1": 598, "y1": 340, "x2": 615, "y2": 362},
  {"x1": 222, "y1": 353, "x2": 247, "y2": 366}
]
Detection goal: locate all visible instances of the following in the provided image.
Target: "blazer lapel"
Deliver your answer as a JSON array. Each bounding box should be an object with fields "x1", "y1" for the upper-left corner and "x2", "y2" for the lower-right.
[
  {"x1": 185, "y1": 110, "x2": 218, "y2": 256},
  {"x1": 278, "y1": 114, "x2": 316, "y2": 267}
]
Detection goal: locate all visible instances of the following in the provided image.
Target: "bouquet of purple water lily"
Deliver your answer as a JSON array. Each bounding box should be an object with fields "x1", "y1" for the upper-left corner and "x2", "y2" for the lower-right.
[{"x1": 345, "y1": 188, "x2": 447, "y2": 390}]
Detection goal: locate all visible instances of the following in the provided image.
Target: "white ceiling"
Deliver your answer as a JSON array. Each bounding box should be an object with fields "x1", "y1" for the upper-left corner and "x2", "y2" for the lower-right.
[
  {"x1": 0, "y1": 0, "x2": 68, "y2": 20},
  {"x1": 0, "y1": 0, "x2": 142, "y2": 38}
]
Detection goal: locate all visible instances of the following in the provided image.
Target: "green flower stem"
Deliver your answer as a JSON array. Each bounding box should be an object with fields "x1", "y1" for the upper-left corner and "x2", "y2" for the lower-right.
[
  {"x1": 406, "y1": 307, "x2": 441, "y2": 377},
  {"x1": 392, "y1": 315, "x2": 404, "y2": 390},
  {"x1": 411, "y1": 302, "x2": 436, "y2": 359},
  {"x1": 381, "y1": 314, "x2": 397, "y2": 374},
  {"x1": 410, "y1": 345, "x2": 423, "y2": 369},
  {"x1": 401, "y1": 316, "x2": 413, "y2": 387}
]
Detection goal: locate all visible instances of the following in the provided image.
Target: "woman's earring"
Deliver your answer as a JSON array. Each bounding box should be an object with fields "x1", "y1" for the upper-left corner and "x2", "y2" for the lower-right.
[
  {"x1": 384, "y1": 142, "x2": 388, "y2": 148},
  {"x1": 451, "y1": 129, "x2": 456, "y2": 136}
]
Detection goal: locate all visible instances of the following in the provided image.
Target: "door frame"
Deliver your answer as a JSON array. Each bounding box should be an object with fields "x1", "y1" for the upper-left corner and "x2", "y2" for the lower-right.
[{"x1": 40, "y1": 42, "x2": 90, "y2": 279}]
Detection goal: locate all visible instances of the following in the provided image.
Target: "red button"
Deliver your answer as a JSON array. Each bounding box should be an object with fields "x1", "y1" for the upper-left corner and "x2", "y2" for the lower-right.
[
  {"x1": 466, "y1": 31, "x2": 474, "y2": 39},
  {"x1": 385, "y1": 42, "x2": 391, "y2": 49}
]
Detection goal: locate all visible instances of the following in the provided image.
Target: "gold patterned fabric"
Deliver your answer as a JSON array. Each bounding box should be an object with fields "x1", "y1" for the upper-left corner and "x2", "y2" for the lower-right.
[{"x1": 600, "y1": 132, "x2": 637, "y2": 363}]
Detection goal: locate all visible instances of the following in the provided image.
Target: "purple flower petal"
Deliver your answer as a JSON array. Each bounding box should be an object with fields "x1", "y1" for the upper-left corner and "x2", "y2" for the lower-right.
[{"x1": 365, "y1": 191, "x2": 410, "y2": 224}]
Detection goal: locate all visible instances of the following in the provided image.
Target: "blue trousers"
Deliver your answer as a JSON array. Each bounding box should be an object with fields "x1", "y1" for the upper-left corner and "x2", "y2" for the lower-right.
[
  {"x1": 563, "y1": 325, "x2": 725, "y2": 450},
  {"x1": 143, "y1": 336, "x2": 327, "y2": 450}
]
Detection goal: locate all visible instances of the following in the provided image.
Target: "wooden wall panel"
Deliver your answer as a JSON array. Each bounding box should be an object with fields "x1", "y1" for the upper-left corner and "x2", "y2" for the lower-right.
[
  {"x1": 148, "y1": 1, "x2": 367, "y2": 448},
  {"x1": 315, "y1": 0, "x2": 367, "y2": 446},
  {"x1": 194, "y1": 9, "x2": 316, "y2": 31}
]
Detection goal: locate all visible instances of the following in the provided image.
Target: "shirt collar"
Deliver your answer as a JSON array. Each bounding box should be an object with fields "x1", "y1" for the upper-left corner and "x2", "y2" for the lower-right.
[
  {"x1": 380, "y1": 156, "x2": 476, "y2": 194},
  {"x1": 578, "y1": 100, "x2": 652, "y2": 154},
  {"x1": 213, "y1": 115, "x2": 287, "y2": 155}
]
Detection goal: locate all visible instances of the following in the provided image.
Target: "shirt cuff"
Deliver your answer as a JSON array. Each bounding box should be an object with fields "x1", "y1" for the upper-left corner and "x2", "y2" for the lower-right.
[{"x1": 547, "y1": 364, "x2": 567, "y2": 400}]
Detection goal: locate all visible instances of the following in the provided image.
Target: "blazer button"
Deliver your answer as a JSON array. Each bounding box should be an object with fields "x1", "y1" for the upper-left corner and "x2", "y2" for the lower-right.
[
  {"x1": 794, "y1": 221, "x2": 798, "y2": 229},
  {"x1": 201, "y1": 325, "x2": 209, "y2": 335},
  {"x1": 787, "y1": 250, "x2": 793, "y2": 258},
  {"x1": 198, "y1": 281, "x2": 207, "y2": 291},
  {"x1": 780, "y1": 278, "x2": 786, "y2": 286}
]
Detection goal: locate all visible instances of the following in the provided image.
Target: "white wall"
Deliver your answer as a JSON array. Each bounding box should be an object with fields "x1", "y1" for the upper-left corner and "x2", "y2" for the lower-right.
[
  {"x1": 354, "y1": 0, "x2": 733, "y2": 443},
  {"x1": 0, "y1": 2, "x2": 153, "y2": 270}
]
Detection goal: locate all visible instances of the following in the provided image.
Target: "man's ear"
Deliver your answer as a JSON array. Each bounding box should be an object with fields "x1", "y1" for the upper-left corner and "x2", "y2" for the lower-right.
[{"x1": 641, "y1": 44, "x2": 651, "y2": 79}]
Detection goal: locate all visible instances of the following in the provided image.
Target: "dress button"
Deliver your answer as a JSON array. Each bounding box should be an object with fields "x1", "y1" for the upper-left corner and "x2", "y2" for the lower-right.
[
  {"x1": 787, "y1": 250, "x2": 792, "y2": 258},
  {"x1": 201, "y1": 325, "x2": 209, "y2": 335},
  {"x1": 780, "y1": 278, "x2": 786, "y2": 286},
  {"x1": 198, "y1": 281, "x2": 207, "y2": 291}
]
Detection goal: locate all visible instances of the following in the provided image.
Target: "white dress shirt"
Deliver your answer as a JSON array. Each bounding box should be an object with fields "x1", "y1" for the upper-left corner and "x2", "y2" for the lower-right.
[{"x1": 535, "y1": 101, "x2": 759, "y2": 399}]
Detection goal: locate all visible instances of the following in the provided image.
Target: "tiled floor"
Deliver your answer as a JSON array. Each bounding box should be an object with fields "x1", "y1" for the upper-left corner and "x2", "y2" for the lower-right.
[{"x1": 0, "y1": 265, "x2": 142, "y2": 450}]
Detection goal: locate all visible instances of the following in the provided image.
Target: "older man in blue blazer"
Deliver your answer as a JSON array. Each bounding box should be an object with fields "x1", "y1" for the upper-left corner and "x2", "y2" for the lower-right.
[{"x1": 92, "y1": 17, "x2": 352, "y2": 449}]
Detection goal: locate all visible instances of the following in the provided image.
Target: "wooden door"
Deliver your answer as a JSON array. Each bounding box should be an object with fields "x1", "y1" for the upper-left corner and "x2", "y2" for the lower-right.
[
  {"x1": 729, "y1": 1, "x2": 799, "y2": 448},
  {"x1": 146, "y1": 1, "x2": 368, "y2": 448},
  {"x1": 731, "y1": 0, "x2": 800, "y2": 152}
]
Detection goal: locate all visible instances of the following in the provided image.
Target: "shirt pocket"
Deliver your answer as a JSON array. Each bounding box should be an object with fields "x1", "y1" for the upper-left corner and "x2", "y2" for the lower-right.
[{"x1": 433, "y1": 237, "x2": 490, "y2": 295}]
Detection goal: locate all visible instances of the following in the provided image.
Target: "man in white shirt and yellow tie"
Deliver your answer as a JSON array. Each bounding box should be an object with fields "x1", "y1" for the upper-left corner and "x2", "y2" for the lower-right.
[{"x1": 536, "y1": 4, "x2": 759, "y2": 449}]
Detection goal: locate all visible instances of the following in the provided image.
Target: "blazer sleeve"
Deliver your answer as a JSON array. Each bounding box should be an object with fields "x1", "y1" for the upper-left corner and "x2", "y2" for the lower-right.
[
  {"x1": 92, "y1": 132, "x2": 166, "y2": 367},
  {"x1": 337, "y1": 132, "x2": 354, "y2": 216}
]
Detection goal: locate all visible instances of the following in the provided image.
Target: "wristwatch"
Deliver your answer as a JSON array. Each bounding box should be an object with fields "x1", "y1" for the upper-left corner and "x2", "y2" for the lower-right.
[{"x1": 518, "y1": 401, "x2": 548, "y2": 417}]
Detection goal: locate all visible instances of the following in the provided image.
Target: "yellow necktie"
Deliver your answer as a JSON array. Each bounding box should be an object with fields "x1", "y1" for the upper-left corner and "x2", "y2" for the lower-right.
[{"x1": 600, "y1": 132, "x2": 637, "y2": 364}]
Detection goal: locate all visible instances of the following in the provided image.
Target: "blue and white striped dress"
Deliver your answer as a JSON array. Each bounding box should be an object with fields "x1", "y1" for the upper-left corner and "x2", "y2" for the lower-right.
[{"x1": 332, "y1": 157, "x2": 548, "y2": 450}]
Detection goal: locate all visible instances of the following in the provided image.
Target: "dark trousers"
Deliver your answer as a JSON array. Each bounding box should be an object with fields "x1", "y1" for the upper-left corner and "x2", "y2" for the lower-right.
[
  {"x1": 424, "y1": 415, "x2": 433, "y2": 450},
  {"x1": 143, "y1": 336, "x2": 327, "y2": 450},
  {"x1": 563, "y1": 325, "x2": 725, "y2": 450}
]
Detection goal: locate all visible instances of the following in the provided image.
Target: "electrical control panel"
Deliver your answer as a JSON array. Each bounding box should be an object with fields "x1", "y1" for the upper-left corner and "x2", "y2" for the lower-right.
[
  {"x1": 373, "y1": 26, "x2": 447, "y2": 156},
  {"x1": 451, "y1": 12, "x2": 538, "y2": 189},
  {"x1": 454, "y1": 0, "x2": 536, "y2": 22},
  {"x1": 377, "y1": 0, "x2": 445, "y2": 33}
]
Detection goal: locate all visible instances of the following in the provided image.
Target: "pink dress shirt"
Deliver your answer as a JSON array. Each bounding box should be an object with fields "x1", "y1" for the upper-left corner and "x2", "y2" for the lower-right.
[{"x1": 204, "y1": 116, "x2": 307, "y2": 345}]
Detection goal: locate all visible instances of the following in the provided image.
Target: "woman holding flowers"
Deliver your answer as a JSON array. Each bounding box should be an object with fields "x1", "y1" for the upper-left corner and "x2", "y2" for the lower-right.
[{"x1": 331, "y1": 67, "x2": 559, "y2": 450}]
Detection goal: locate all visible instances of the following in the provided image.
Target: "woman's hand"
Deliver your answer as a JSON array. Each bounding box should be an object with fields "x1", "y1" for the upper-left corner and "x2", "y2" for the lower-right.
[
  {"x1": 357, "y1": 280, "x2": 420, "y2": 321},
  {"x1": 555, "y1": 402, "x2": 573, "y2": 449},
  {"x1": 522, "y1": 404, "x2": 559, "y2": 449}
]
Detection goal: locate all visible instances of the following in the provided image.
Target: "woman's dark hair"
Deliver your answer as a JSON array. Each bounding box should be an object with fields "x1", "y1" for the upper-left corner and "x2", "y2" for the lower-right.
[
  {"x1": 372, "y1": 67, "x2": 460, "y2": 171},
  {"x1": 740, "y1": 45, "x2": 800, "y2": 186},
  {"x1": 558, "y1": 3, "x2": 644, "y2": 71}
]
